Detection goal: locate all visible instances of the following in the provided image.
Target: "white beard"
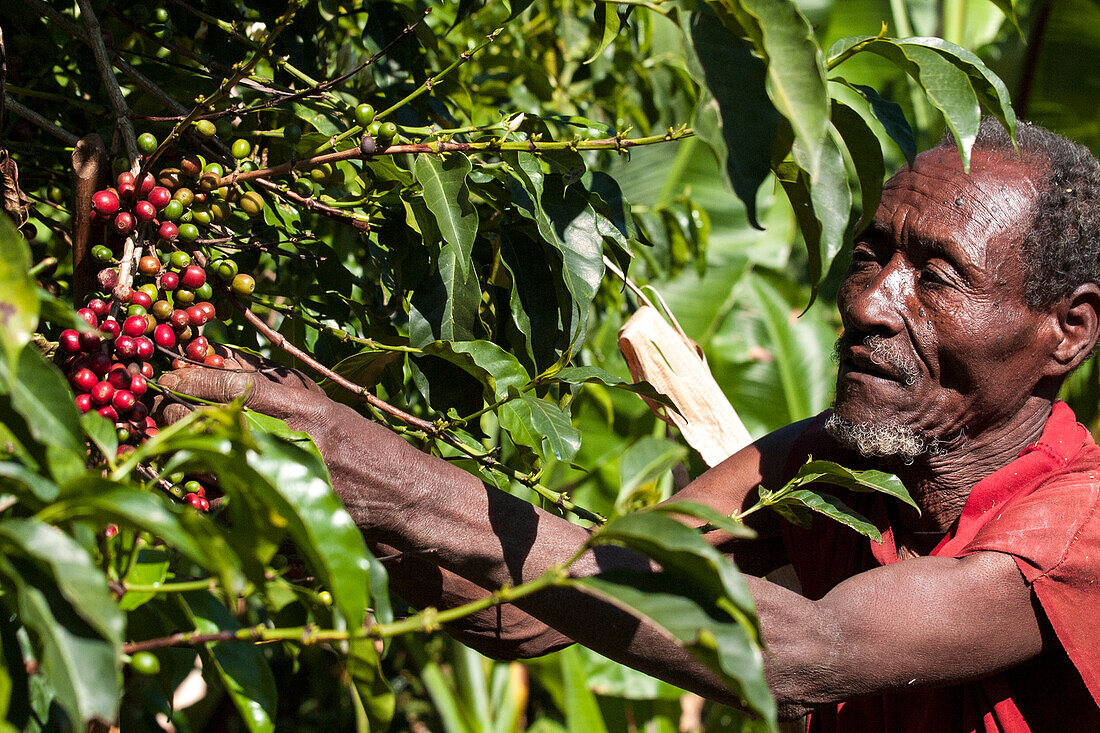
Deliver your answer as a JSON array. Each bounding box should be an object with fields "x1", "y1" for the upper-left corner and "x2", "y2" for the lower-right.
[{"x1": 824, "y1": 412, "x2": 942, "y2": 463}]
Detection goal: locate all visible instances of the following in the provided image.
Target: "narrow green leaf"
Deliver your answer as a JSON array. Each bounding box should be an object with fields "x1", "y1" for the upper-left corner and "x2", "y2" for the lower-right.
[
  {"x1": 413, "y1": 155, "x2": 479, "y2": 276},
  {"x1": 118, "y1": 547, "x2": 170, "y2": 612},
  {"x1": 649, "y1": 501, "x2": 756, "y2": 540},
  {"x1": 615, "y1": 437, "x2": 688, "y2": 513},
  {"x1": 0, "y1": 216, "x2": 37, "y2": 371},
  {"x1": 0, "y1": 519, "x2": 123, "y2": 726},
  {"x1": 559, "y1": 646, "x2": 611, "y2": 733},
  {"x1": 683, "y1": 9, "x2": 779, "y2": 227},
  {"x1": 849, "y1": 83, "x2": 917, "y2": 166},
  {"x1": 184, "y1": 592, "x2": 276, "y2": 733},
  {"x1": 0, "y1": 346, "x2": 84, "y2": 483},
  {"x1": 899, "y1": 37, "x2": 1017, "y2": 140},
  {"x1": 410, "y1": 242, "x2": 481, "y2": 347},
  {"x1": 585, "y1": 2, "x2": 621, "y2": 64},
  {"x1": 775, "y1": 489, "x2": 880, "y2": 541},
  {"x1": 831, "y1": 99, "x2": 885, "y2": 232},
  {"x1": 346, "y1": 638, "x2": 395, "y2": 733},
  {"x1": 793, "y1": 460, "x2": 916, "y2": 511},
  {"x1": 80, "y1": 412, "x2": 117, "y2": 465},
  {"x1": 0, "y1": 461, "x2": 57, "y2": 503},
  {"x1": 552, "y1": 366, "x2": 676, "y2": 410}
]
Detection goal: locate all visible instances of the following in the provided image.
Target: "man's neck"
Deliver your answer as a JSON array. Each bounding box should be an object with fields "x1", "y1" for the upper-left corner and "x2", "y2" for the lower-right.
[{"x1": 886, "y1": 398, "x2": 1053, "y2": 536}]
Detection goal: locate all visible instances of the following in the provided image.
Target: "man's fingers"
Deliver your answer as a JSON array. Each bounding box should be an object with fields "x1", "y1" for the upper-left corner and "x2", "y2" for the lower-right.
[
  {"x1": 158, "y1": 366, "x2": 295, "y2": 418},
  {"x1": 160, "y1": 402, "x2": 192, "y2": 425}
]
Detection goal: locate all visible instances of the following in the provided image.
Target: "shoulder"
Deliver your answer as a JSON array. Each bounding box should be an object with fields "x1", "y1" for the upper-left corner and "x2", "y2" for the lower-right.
[{"x1": 964, "y1": 464, "x2": 1100, "y2": 580}]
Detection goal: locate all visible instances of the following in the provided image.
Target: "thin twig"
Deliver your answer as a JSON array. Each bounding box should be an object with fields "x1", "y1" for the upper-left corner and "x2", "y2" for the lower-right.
[
  {"x1": 220, "y1": 128, "x2": 695, "y2": 188},
  {"x1": 76, "y1": 0, "x2": 139, "y2": 163}
]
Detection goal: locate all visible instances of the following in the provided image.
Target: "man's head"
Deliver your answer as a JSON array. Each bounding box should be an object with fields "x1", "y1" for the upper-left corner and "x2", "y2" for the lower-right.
[{"x1": 828, "y1": 120, "x2": 1100, "y2": 460}]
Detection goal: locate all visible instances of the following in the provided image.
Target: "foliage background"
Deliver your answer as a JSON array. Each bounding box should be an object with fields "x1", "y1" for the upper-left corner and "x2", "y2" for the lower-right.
[{"x1": 0, "y1": 0, "x2": 1098, "y2": 731}]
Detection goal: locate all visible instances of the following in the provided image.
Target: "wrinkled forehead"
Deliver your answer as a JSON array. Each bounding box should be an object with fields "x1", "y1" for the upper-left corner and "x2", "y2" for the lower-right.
[{"x1": 875, "y1": 146, "x2": 1042, "y2": 265}]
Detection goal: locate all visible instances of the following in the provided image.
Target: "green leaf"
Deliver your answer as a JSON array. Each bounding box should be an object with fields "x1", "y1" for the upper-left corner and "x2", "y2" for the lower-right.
[
  {"x1": 559, "y1": 645, "x2": 611, "y2": 733},
  {"x1": 118, "y1": 547, "x2": 170, "y2": 612},
  {"x1": 552, "y1": 366, "x2": 676, "y2": 410},
  {"x1": 80, "y1": 412, "x2": 117, "y2": 465},
  {"x1": 648, "y1": 501, "x2": 756, "y2": 540},
  {"x1": 243, "y1": 432, "x2": 375, "y2": 631},
  {"x1": 615, "y1": 437, "x2": 688, "y2": 514},
  {"x1": 682, "y1": 8, "x2": 779, "y2": 227},
  {"x1": 801, "y1": 125, "x2": 853, "y2": 292},
  {"x1": 793, "y1": 460, "x2": 916, "y2": 511},
  {"x1": 585, "y1": 2, "x2": 621, "y2": 65},
  {"x1": 0, "y1": 520, "x2": 123, "y2": 726},
  {"x1": 831, "y1": 98, "x2": 885, "y2": 232},
  {"x1": 589, "y1": 511, "x2": 757, "y2": 625},
  {"x1": 0, "y1": 216, "x2": 37, "y2": 372},
  {"x1": 0, "y1": 345, "x2": 84, "y2": 483},
  {"x1": 346, "y1": 638, "x2": 395, "y2": 733},
  {"x1": 421, "y1": 340, "x2": 530, "y2": 402},
  {"x1": 183, "y1": 591, "x2": 277, "y2": 733},
  {"x1": 44, "y1": 482, "x2": 244, "y2": 592},
  {"x1": 773, "y1": 489, "x2": 880, "y2": 541},
  {"x1": 849, "y1": 83, "x2": 917, "y2": 166},
  {"x1": 573, "y1": 571, "x2": 774, "y2": 727},
  {"x1": 413, "y1": 155, "x2": 479, "y2": 277},
  {"x1": 899, "y1": 37, "x2": 1017, "y2": 140},
  {"x1": 0, "y1": 461, "x2": 57, "y2": 503},
  {"x1": 499, "y1": 392, "x2": 581, "y2": 462},
  {"x1": 831, "y1": 38, "x2": 981, "y2": 170},
  {"x1": 410, "y1": 242, "x2": 482, "y2": 347}
]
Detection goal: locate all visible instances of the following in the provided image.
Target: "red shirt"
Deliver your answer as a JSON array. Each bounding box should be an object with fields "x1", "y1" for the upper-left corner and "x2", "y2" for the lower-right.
[{"x1": 782, "y1": 402, "x2": 1100, "y2": 732}]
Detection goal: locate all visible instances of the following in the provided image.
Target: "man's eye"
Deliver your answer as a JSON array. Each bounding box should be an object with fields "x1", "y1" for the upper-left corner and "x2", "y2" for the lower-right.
[{"x1": 920, "y1": 268, "x2": 948, "y2": 286}]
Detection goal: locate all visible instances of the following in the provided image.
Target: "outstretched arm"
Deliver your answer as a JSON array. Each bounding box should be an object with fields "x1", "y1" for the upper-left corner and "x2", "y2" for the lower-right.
[{"x1": 158, "y1": 367, "x2": 1047, "y2": 717}]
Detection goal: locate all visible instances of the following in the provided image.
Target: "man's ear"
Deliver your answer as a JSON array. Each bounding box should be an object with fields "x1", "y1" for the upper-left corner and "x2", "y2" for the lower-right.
[{"x1": 1048, "y1": 283, "x2": 1100, "y2": 376}]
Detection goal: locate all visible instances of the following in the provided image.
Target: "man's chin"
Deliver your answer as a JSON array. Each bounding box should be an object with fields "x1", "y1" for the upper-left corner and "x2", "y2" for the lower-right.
[{"x1": 824, "y1": 411, "x2": 937, "y2": 462}]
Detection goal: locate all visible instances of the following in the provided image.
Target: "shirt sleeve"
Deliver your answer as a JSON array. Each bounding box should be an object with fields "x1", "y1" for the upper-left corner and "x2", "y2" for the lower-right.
[{"x1": 960, "y1": 473, "x2": 1100, "y2": 706}]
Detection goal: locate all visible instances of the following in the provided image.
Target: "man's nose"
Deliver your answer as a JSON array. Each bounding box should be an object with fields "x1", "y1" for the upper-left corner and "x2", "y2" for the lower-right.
[{"x1": 842, "y1": 260, "x2": 907, "y2": 335}]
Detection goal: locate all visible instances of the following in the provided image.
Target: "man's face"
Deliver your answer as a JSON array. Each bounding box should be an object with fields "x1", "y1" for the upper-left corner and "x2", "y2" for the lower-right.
[{"x1": 832, "y1": 146, "x2": 1058, "y2": 450}]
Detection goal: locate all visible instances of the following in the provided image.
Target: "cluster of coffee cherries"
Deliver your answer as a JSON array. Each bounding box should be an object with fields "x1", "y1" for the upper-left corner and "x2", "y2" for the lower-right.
[{"x1": 61, "y1": 138, "x2": 263, "y2": 512}]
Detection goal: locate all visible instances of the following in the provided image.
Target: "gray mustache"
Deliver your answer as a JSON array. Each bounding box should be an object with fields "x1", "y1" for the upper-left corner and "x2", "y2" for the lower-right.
[{"x1": 835, "y1": 334, "x2": 919, "y2": 386}]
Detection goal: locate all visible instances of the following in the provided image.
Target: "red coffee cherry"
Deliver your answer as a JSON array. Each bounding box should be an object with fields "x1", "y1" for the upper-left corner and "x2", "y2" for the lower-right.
[
  {"x1": 158, "y1": 221, "x2": 178, "y2": 242},
  {"x1": 185, "y1": 304, "x2": 208, "y2": 327},
  {"x1": 114, "y1": 335, "x2": 138, "y2": 360},
  {"x1": 79, "y1": 331, "x2": 102, "y2": 352},
  {"x1": 135, "y1": 337, "x2": 155, "y2": 360},
  {"x1": 130, "y1": 291, "x2": 153, "y2": 309},
  {"x1": 70, "y1": 368, "x2": 98, "y2": 392},
  {"x1": 169, "y1": 309, "x2": 189, "y2": 329},
  {"x1": 123, "y1": 315, "x2": 148, "y2": 338},
  {"x1": 118, "y1": 169, "x2": 136, "y2": 197},
  {"x1": 92, "y1": 189, "x2": 120, "y2": 216},
  {"x1": 131, "y1": 400, "x2": 149, "y2": 421},
  {"x1": 112, "y1": 389, "x2": 136, "y2": 413},
  {"x1": 153, "y1": 323, "x2": 176, "y2": 348},
  {"x1": 138, "y1": 173, "x2": 155, "y2": 197},
  {"x1": 129, "y1": 373, "x2": 148, "y2": 396},
  {"x1": 180, "y1": 265, "x2": 206, "y2": 289},
  {"x1": 88, "y1": 353, "x2": 112, "y2": 376},
  {"x1": 97, "y1": 405, "x2": 119, "y2": 421},
  {"x1": 134, "y1": 200, "x2": 157, "y2": 223},
  {"x1": 99, "y1": 318, "x2": 121, "y2": 340},
  {"x1": 59, "y1": 329, "x2": 82, "y2": 354},
  {"x1": 87, "y1": 298, "x2": 109, "y2": 318},
  {"x1": 159, "y1": 271, "x2": 179, "y2": 290},
  {"x1": 75, "y1": 394, "x2": 92, "y2": 413},
  {"x1": 185, "y1": 337, "x2": 209, "y2": 361},
  {"x1": 185, "y1": 493, "x2": 210, "y2": 511},
  {"x1": 114, "y1": 211, "x2": 135, "y2": 235},
  {"x1": 139, "y1": 362, "x2": 154, "y2": 378},
  {"x1": 106, "y1": 367, "x2": 130, "y2": 390},
  {"x1": 147, "y1": 186, "x2": 171, "y2": 210},
  {"x1": 203, "y1": 353, "x2": 225, "y2": 367},
  {"x1": 91, "y1": 381, "x2": 115, "y2": 405}
]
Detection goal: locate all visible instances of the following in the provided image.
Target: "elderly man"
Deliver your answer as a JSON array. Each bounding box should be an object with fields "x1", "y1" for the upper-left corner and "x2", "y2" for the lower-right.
[{"x1": 161, "y1": 119, "x2": 1100, "y2": 731}]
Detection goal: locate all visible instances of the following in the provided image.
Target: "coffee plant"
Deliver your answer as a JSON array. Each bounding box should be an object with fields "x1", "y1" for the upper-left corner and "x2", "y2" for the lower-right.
[{"x1": 0, "y1": 0, "x2": 1031, "y2": 730}]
